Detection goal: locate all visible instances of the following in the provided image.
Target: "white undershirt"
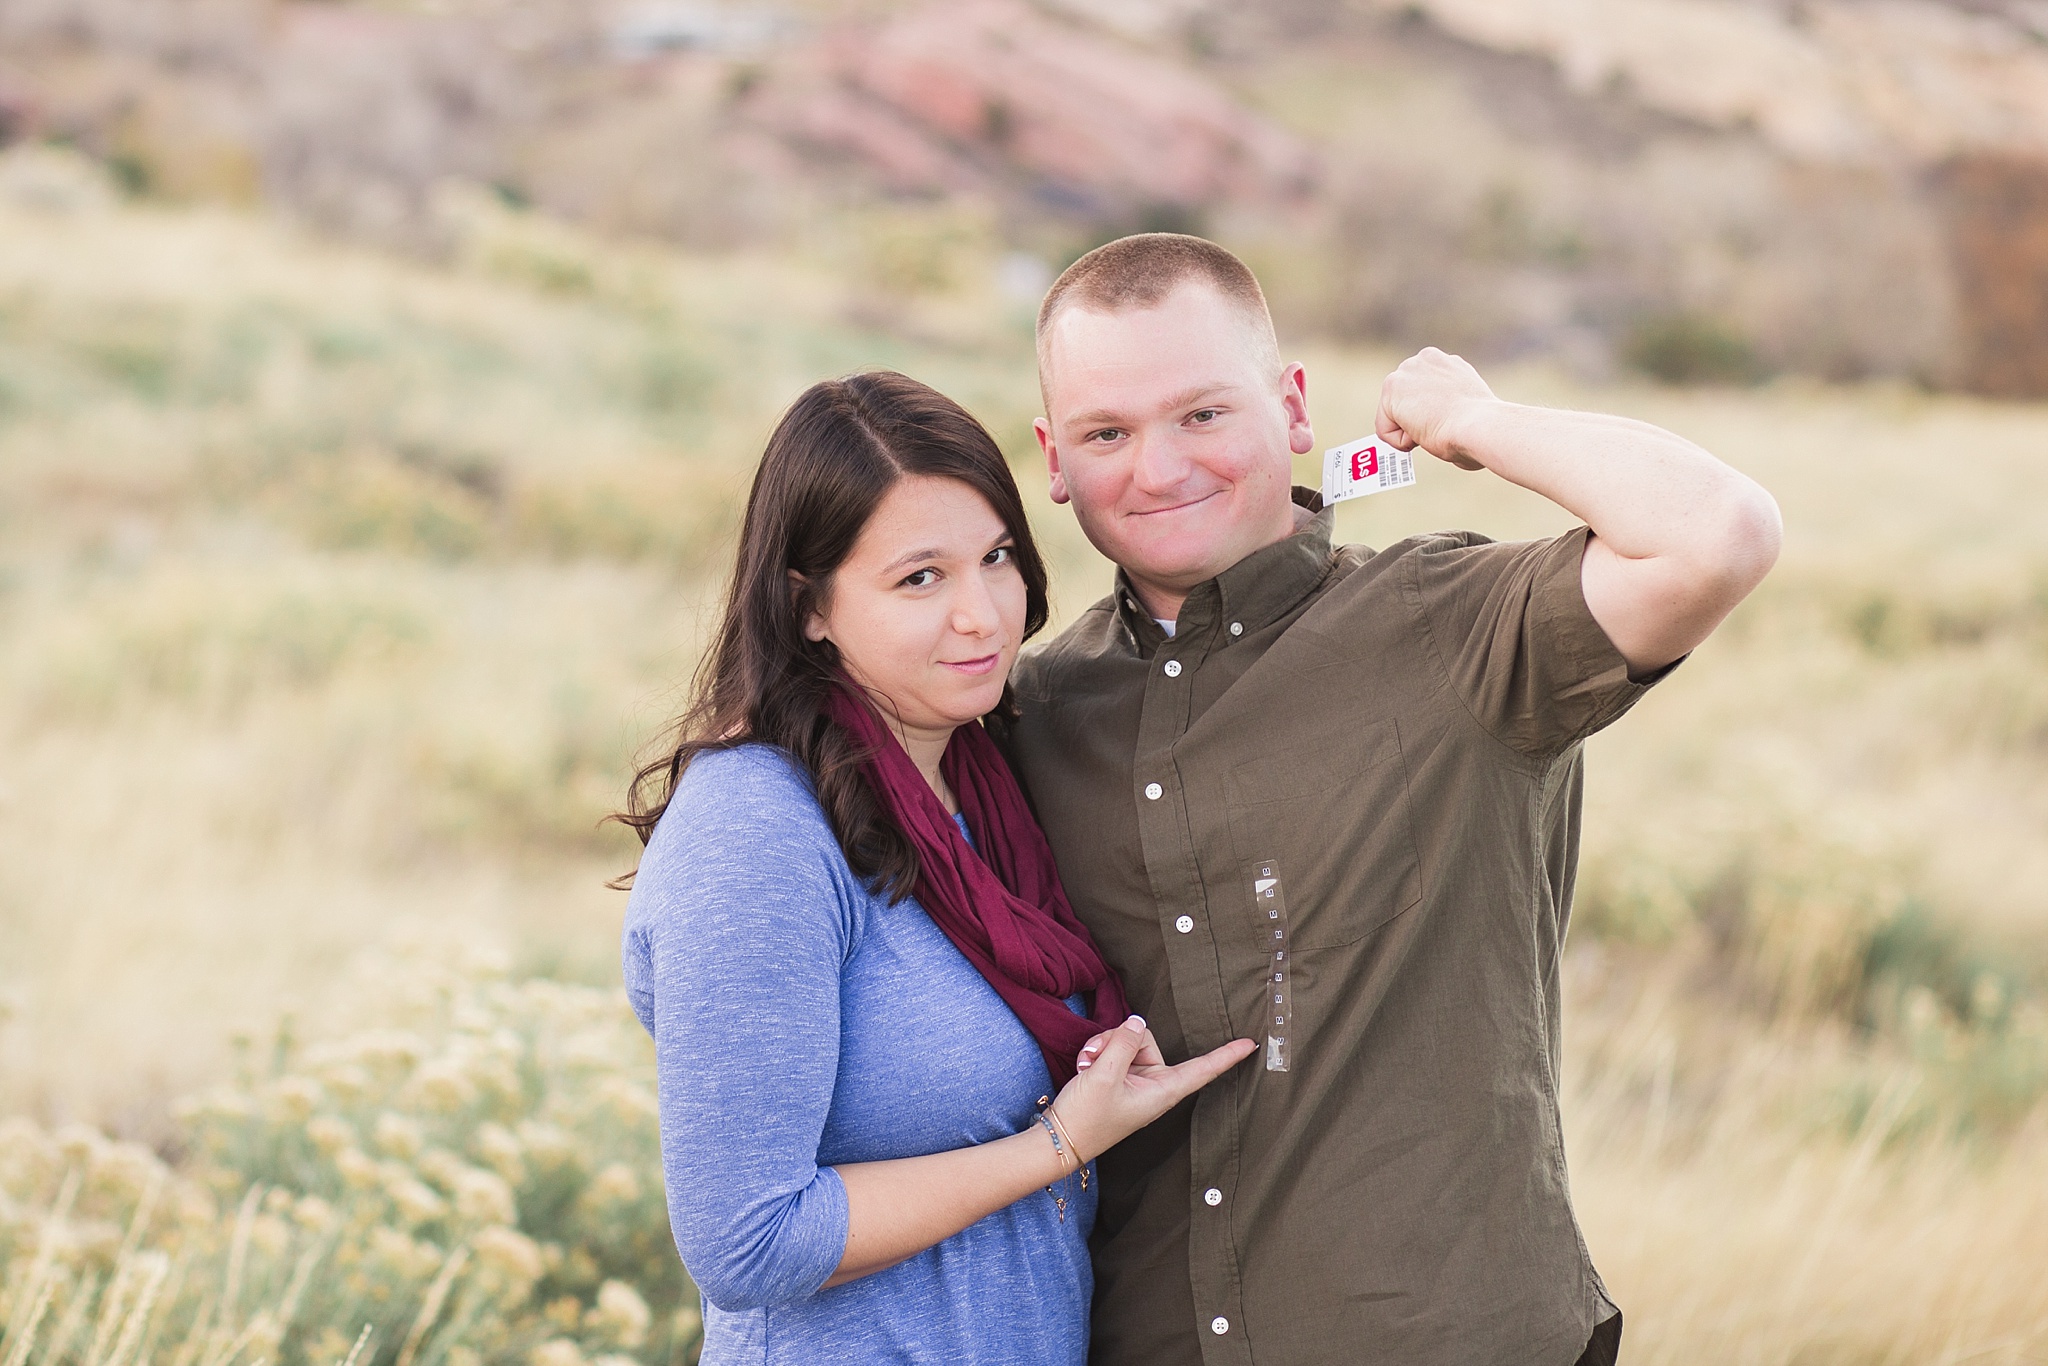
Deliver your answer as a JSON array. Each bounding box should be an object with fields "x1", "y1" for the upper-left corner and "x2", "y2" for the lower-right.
[{"x1": 1154, "y1": 618, "x2": 1177, "y2": 638}]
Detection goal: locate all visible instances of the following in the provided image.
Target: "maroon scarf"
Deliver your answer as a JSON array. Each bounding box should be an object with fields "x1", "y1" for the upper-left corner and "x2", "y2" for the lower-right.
[{"x1": 826, "y1": 683, "x2": 1129, "y2": 1085}]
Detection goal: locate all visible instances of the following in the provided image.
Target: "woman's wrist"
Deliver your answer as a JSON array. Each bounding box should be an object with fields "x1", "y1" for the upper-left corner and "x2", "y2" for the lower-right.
[
  {"x1": 1050, "y1": 1104, "x2": 1086, "y2": 1166},
  {"x1": 1036, "y1": 1105, "x2": 1079, "y2": 1174}
]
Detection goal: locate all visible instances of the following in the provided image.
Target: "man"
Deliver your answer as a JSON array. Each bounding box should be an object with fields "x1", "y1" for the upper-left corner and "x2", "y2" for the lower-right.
[{"x1": 1003, "y1": 234, "x2": 1781, "y2": 1366}]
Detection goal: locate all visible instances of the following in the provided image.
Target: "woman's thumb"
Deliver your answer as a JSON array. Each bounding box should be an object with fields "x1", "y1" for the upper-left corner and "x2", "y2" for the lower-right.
[{"x1": 1087, "y1": 1014, "x2": 1148, "y2": 1082}]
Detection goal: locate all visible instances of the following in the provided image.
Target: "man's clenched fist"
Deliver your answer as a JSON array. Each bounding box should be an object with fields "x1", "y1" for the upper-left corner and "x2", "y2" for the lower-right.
[{"x1": 1375, "y1": 347, "x2": 1498, "y2": 471}]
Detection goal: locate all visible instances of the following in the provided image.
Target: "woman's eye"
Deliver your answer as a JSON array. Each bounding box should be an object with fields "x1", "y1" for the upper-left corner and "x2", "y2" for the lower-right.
[
  {"x1": 984, "y1": 546, "x2": 1014, "y2": 567},
  {"x1": 901, "y1": 568, "x2": 938, "y2": 588},
  {"x1": 1189, "y1": 409, "x2": 1218, "y2": 424}
]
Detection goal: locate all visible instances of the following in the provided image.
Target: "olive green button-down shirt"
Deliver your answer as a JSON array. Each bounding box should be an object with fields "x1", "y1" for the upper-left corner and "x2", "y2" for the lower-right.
[{"x1": 1004, "y1": 493, "x2": 1666, "y2": 1366}]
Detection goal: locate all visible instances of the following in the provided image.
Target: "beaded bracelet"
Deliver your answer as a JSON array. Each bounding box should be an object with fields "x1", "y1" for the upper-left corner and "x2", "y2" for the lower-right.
[
  {"x1": 1035, "y1": 1097, "x2": 1090, "y2": 1223},
  {"x1": 1037, "y1": 1108, "x2": 1072, "y2": 1171}
]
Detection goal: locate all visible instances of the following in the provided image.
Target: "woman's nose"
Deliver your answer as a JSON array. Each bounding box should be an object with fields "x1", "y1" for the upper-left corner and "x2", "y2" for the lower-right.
[{"x1": 951, "y1": 577, "x2": 1001, "y2": 636}]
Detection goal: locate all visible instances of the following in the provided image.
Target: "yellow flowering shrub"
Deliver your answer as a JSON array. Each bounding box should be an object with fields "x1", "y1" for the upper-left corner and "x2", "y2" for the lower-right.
[{"x1": 0, "y1": 961, "x2": 700, "y2": 1366}]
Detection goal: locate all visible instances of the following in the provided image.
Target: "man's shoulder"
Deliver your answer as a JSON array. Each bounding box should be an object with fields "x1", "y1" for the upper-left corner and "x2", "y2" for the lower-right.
[
  {"x1": 1013, "y1": 593, "x2": 1122, "y2": 702},
  {"x1": 1336, "y1": 527, "x2": 1501, "y2": 569},
  {"x1": 1318, "y1": 528, "x2": 1505, "y2": 601}
]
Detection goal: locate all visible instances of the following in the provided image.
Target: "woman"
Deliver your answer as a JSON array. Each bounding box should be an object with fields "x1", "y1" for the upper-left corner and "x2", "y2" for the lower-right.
[{"x1": 617, "y1": 371, "x2": 1253, "y2": 1364}]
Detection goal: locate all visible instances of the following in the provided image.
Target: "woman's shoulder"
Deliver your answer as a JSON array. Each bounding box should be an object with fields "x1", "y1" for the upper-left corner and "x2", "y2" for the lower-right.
[
  {"x1": 663, "y1": 741, "x2": 831, "y2": 827},
  {"x1": 627, "y1": 742, "x2": 868, "y2": 964},
  {"x1": 671, "y1": 740, "x2": 814, "y2": 804},
  {"x1": 650, "y1": 742, "x2": 836, "y2": 859}
]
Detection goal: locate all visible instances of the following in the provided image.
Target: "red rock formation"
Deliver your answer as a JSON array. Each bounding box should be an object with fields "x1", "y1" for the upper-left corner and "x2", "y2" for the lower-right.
[{"x1": 747, "y1": 0, "x2": 1315, "y2": 213}]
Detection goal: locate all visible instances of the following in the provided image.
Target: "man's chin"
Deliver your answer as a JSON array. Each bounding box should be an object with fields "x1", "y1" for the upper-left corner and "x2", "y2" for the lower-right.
[
  {"x1": 1114, "y1": 527, "x2": 1251, "y2": 592},
  {"x1": 1113, "y1": 549, "x2": 1232, "y2": 601}
]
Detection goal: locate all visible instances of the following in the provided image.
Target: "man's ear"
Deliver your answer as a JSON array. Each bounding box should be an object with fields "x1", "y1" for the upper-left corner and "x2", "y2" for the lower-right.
[
  {"x1": 790, "y1": 570, "x2": 828, "y2": 643},
  {"x1": 1282, "y1": 362, "x2": 1314, "y2": 456},
  {"x1": 1034, "y1": 417, "x2": 1071, "y2": 506}
]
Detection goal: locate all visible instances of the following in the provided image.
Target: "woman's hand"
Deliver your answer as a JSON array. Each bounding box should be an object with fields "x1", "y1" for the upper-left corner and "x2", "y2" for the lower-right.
[
  {"x1": 825, "y1": 1015, "x2": 1251, "y2": 1289},
  {"x1": 1074, "y1": 1022, "x2": 1164, "y2": 1072},
  {"x1": 1050, "y1": 1016, "x2": 1256, "y2": 1164}
]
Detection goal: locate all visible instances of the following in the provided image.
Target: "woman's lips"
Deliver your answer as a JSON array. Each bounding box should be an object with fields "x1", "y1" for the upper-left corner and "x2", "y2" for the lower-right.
[{"x1": 940, "y1": 652, "x2": 1002, "y2": 676}]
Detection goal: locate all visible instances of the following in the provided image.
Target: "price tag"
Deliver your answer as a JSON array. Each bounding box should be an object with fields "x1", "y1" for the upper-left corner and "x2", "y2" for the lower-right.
[{"x1": 1322, "y1": 434, "x2": 1417, "y2": 505}]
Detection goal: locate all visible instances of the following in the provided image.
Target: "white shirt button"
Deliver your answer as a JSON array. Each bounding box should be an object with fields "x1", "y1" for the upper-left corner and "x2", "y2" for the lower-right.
[
  {"x1": 1211, "y1": 1316, "x2": 1230, "y2": 1335},
  {"x1": 1229, "y1": 621, "x2": 1244, "y2": 637},
  {"x1": 1144, "y1": 782, "x2": 1163, "y2": 801},
  {"x1": 1175, "y1": 914, "x2": 1195, "y2": 934},
  {"x1": 1204, "y1": 1187, "x2": 1222, "y2": 1206},
  {"x1": 1163, "y1": 659, "x2": 1182, "y2": 678}
]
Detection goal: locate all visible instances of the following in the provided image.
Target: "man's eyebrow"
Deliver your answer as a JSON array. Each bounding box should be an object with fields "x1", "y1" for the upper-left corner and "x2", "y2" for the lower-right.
[{"x1": 1065, "y1": 383, "x2": 1240, "y2": 429}]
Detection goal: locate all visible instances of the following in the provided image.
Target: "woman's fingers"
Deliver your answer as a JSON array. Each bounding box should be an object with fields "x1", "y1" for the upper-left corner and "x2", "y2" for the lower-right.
[
  {"x1": 1081, "y1": 1014, "x2": 1149, "y2": 1084},
  {"x1": 1154, "y1": 1038, "x2": 1258, "y2": 1104},
  {"x1": 1077, "y1": 1025, "x2": 1163, "y2": 1071},
  {"x1": 1053, "y1": 1029, "x2": 1257, "y2": 1164}
]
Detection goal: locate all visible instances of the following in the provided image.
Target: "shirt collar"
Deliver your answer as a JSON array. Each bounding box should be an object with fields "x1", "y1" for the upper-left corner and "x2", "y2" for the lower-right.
[{"x1": 1113, "y1": 486, "x2": 1334, "y2": 651}]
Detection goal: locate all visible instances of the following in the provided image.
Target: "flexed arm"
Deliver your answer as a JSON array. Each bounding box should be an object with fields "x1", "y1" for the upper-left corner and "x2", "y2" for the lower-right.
[{"x1": 1375, "y1": 349, "x2": 1782, "y2": 675}]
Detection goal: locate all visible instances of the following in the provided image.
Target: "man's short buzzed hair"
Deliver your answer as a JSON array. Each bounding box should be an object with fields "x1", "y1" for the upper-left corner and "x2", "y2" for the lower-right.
[{"x1": 1035, "y1": 233, "x2": 1279, "y2": 400}]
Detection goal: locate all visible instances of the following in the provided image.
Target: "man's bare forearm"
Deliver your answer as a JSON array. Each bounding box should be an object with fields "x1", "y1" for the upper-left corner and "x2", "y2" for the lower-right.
[{"x1": 1441, "y1": 403, "x2": 1763, "y2": 562}]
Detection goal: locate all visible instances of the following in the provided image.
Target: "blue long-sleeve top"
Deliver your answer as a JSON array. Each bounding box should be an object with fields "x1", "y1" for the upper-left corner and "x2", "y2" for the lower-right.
[{"x1": 622, "y1": 744, "x2": 1094, "y2": 1366}]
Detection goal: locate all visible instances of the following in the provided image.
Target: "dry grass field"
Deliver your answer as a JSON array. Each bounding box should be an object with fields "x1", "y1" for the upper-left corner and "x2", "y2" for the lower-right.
[{"x1": 3, "y1": 146, "x2": 2046, "y2": 1364}]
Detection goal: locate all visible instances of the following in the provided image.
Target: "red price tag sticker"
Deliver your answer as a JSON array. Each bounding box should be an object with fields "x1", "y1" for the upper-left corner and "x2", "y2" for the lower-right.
[{"x1": 1322, "y1": 435, "x2": 1417, "y2": 505}]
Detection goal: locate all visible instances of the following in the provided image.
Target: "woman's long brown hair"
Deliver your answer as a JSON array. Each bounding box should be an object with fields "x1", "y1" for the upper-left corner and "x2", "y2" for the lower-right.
[{"x1": 610, "y1": 371, "x2": 1050, "y2": 896}]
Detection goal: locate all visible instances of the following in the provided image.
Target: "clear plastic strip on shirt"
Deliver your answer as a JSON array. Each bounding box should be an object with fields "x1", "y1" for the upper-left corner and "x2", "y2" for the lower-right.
[{"x1": 1253, "y1": 858, "x2": 1292, "y2": 1072}]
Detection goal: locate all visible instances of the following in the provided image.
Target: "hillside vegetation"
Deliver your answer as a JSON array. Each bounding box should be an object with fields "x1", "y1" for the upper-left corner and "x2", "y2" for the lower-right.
[
  {"x1": 8, "y1": 0, "x2": 2048, "y2": 390},
  {"x1": 3, "y1": 152, "x2": 2047, "y2": 1364}
]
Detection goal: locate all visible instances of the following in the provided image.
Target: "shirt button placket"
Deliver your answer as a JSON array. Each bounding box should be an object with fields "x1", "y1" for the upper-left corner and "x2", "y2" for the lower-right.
[{"x1": 1132, "y1": 602, "x2": 1246, "y2": 1365}]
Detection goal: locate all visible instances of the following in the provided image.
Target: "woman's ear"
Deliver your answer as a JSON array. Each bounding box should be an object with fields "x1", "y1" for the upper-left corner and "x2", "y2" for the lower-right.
[{"x1": 790, "y1": 571, "x2": 829, "y2": 643}]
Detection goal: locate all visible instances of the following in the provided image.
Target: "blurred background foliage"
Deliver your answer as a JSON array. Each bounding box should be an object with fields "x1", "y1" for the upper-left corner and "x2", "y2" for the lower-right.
[
  {"x1": 2, "y1": 946, "x2": 701, "y2": 1366},
  {"x1": 6, "y1": 0, "x2": 2048, "y2": 391},
  {"x1": 2, "y1": 2, "x2": 2048, "y2": 1364}
]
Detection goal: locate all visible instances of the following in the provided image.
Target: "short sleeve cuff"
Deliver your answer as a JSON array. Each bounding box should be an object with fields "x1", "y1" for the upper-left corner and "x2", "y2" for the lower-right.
[{"x1": 1532, "y1": 526, "x2": 1683, "y2": 745}]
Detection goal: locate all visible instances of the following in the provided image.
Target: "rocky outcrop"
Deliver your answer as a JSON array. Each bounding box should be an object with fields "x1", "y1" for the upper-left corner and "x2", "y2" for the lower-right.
[
  {"x1": 1371, "y1": 0, "x2": 2048, "y2": 164},
  {"x1": 739, "y1": 0, "x2": 1315, "y2": 217},
  {"x1": 3, "y1": 0, "x2": 2045, "y2": 391}
]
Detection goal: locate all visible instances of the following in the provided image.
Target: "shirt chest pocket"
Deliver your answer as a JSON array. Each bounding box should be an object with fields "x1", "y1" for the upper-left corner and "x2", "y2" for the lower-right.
[{"x1": 1222, "y1": 723, "x2": 1423, "y2": 951}]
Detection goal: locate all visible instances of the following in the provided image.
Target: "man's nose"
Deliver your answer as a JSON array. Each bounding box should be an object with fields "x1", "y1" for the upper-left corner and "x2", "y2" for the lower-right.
[{"x1": 1128, "y1": 429, "x2": 1192, "y2": 498}]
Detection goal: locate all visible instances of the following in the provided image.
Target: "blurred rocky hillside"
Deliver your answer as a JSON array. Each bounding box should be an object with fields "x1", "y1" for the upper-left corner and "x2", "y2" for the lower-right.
[{"x1": 3, "y1": 0, "x2": 2046, "y2": 392}]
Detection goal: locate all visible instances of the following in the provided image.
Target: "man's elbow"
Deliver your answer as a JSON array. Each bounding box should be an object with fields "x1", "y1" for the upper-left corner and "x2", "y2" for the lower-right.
[
  {"x1": 1695, "y1": 476, "x2": 1783, "y2": 606},
  {"x1": 1712, "y1": 483, "x2": 1777, "y2": 602}
]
